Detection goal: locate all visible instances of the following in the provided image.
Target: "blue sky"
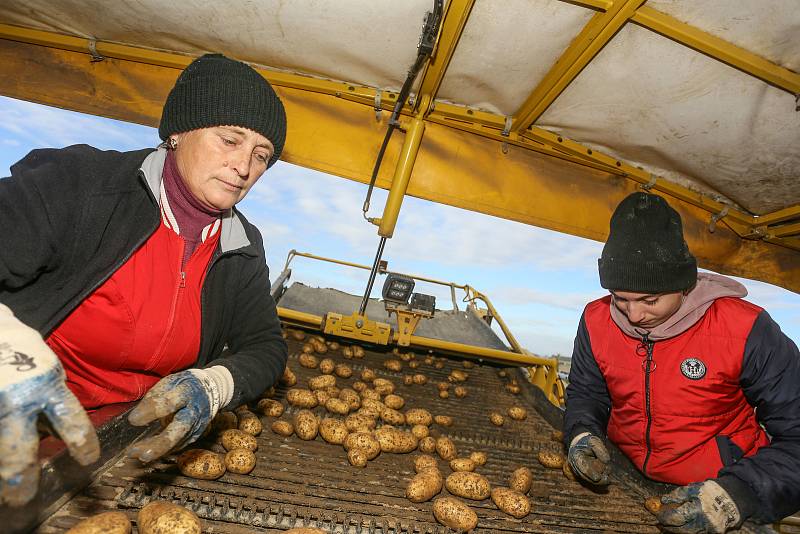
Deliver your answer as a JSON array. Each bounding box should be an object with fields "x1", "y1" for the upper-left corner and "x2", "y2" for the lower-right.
[{"x1": 1, "y1": 95, "x2": 798, "y2": 356}]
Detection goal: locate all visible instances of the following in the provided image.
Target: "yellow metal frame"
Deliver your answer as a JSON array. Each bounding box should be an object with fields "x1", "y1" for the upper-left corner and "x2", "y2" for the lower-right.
[
  {"x1": 323, "y1": 311, "x2": 392, "y2": 345},
  {"x1": 387, "y1": 308, "x2": 428, "y2": 347}
]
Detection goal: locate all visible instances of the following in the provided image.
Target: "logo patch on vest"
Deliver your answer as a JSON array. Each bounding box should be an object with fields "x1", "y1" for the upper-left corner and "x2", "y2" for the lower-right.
[{"x1": 680, "y1": 358, "x2": 706, "y2": 380}]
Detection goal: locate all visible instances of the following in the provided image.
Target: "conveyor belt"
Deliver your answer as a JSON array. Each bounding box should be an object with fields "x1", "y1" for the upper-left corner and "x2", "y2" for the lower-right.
[{"x1": 34, "y1": 334, "x2": 770, "y2": 533}]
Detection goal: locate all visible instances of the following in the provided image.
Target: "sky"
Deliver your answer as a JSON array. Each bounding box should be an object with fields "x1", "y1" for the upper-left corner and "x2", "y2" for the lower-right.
[{"x1": 1, "y1": 95, "x2": 798, "y2": 356}]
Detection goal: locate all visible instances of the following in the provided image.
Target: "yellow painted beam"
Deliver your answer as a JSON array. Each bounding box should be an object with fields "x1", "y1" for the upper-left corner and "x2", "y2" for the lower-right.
[
  {"x1": 1, "y1": 38, "x2": 798, "y2": 292},
  {"x1": 414, "y1": 0, "x2": 475, "y2": 112},
  {"x1": 755, "y1": 205, "x2": 800, "y2": 227},
  {"x1": 510, "y1": 0, "x2": 647, "y2": 132},
  {"x1": 632, "y1": 6, "x2": 800, "y2": 94},
  {"x1": 764, "y1": 221, "x2": 800, "y2": 239},
  {"x1": 557, "y1": 0, "x2": 613, "y2": 11}
]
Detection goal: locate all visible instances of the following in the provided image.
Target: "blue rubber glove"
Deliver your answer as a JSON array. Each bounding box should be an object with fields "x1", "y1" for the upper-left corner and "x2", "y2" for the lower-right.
[
  {"x1": 657, "y1": 480, "x2": 742, "y2": 534},
  {"x1": 567, "y1": 432, "x2": 612, "y2": 485},
  {"x1": 127, "y1": 366, "x2": 233, "y2": 462},
  {"x1": 0, "y1": 305, "x2": 100, "y2": 506}
]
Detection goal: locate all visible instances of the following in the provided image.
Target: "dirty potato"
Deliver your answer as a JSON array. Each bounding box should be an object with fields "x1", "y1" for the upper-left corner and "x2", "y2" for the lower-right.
[
  {"x1": 287, "y1": 388, "x2": 319, "y2": 408},
  {"x1": 177, "y1": 449, "x2": 226, "y2": 480},
  {"x1": 360, "y1": 388, "x2": 381, "y2": 401},
  {"x1": 375, "y1": 427, "x2": 418, "y2": 454},
  {"x1": 408, "y1": 360, "x2": 420, "y2": 369},
  {"x1": 225, "y1": 448, "x2": 256, "y2": 475},
  {"x1": 509, "y1": 466, "x2": 532, "y2": 493},
  {"x1": 406, "y1": 468, "x2": 443, "y2": 503},
  {"x1": 314, "y1": 389, "x2": 331, "y2": 405},
  {"x1": 450, "y1": 458, "x2": 476, "y2": 472},
  {"x1": 345, "y1": 413, "x2": 376, "y2": 432},
  {"x1": 271, "y1": 420, "x2": 294, "y2": 436},
  {"x1": 432, "y1": 496, "x2": 478, "y2": 531},
  {"x1": 462, "y1": 360, "x2": 475, "y2": 369},
  {"x1": 383, "y1": 394, "x2": 405, "y2": 410},
  {"x1": 138, "y1": 502, "x2": 202, "y2": 534},
  {"x1": 299, "y1": 353, "x2": 319, "y2": 368},
  {"x1": 319, "y1": 418, "x2": 349, "y2": 445},
  {"x1": 281, "y1": 365, "x2": 297, "y2": 387},
  {"x1": 360, "y1": 368, "x2": 376, "y2": 382},
  {"x1": 343, "y1": 431, "x2": 381, "y2": 460},
  {"x1": 301, "y1": 342, "x2": 315, "y2": 354},
  {"x1": 359, "y1": 398, "x2": 385, "y2": 417},
  {"x1": 290, "y1": 329, "x2": 306, "y2": 341},
  {"x1": 294, "y1": 410, "x2": 319, "y2": 440},
  {"x1": 352, "y1": 346, "x2": 365, "y2": 358},
  {"x1": 537, "y1": 450, "x2": 565, "y2": 469},
  {"x1": 507, "y1": 406, "x2": 528, "y2": 421},
  {"x1": 319, "y1": 358, "x2": 335, "y2": 374},
  {"x1": 489, "y1": 412, "x2": 505, "y2": 426},
  {"x1": 438, "y1": 390, "x2": 450, "y2": 399},
  {"x1": 644, "y1": 496, "x2": 663, "y2": 515},
  {"x1": 342, "y1": 346, "x2": 354, "y2": 359},
  {"x1": 448, "y1": 369, "x2": 468, "y2": 382},
  {"x1": 384, "y1": 359, "x2": 403, "y2": 372},
  {"x1": 335, "y1": 363, "x2": 353, "y2": 378},
  {"x1": 65, "y1": 511, "x2": 131, "y2": 534},
  {"x1": 411, "y1": 424, "x2": 430, "y2": 439},
  {"x1": 257, "y1": 398, "x2": 284, "y2": 417},
  {"x1": 469, "y1": 451, "x2": 487, "y2": 466},
  {"x1": 411, "y1": 373, "x2": 428, "y2": 385},
  {"x1": 414, "y1": 454, "x2": 439, "y2": 472},
  {"x1": 381, "y1": 407, "x2": 406, "y2": 425},
  {"x1": 491, "y1": 487, "x2": 531, "y2": 518},
  {"x1": 433, "y1": 415, "x2": 453, "y2": 427},
  {"x1": 348, "y1": 448, "x2": 369, "y2": 467},
  {"x1": 373, "y1": 378, "x2": 395, "y2": 395},
  {"x1": 220, "y1": 429, "x2": 258, "y2": 452},
  {"x1": 419, "y1": 436, "x2": 437, "y2": 453},
  {"x1": 312, "y1": 340, "x2": 328, "y2": 354},
  {"x1": 445, "y1": 471, "x2": 491, "y2": 500},
  {"x1": 405, "y1": 408, "x2": 433, "y2": 426},
  {"x1": 352, "y1": 380, "x2": 368, "y2": 392},
  {"x1": 551, "y1": 430, "x2": 564, "y2": 442},
  {"x1": 453, "y1": 386, "x2": 468, "y2": 398},
  {"x1": 309, "y1": 374, "x2": 337, "y2": 390},
  {"x1": 403, "y1": 374, "x2": 414, "y2": 385},
  {"x1": 437, "y1": 381, "x2": 450, "y2": 391},
  {"x1": 435, "y1": 437, "x2": 457, "y2": 461},
  {"x1": 339, "y1": 388, "x2": 361, "y2": 410},
  {"x1": 325, "y1": 398, "x2": 350, "y2": 415},
  {"x1": 562, "y1": 461, "x2": 577, "y2": 481},
  {"x1": 505, "y1": 383, "x2": 521, "y2": 394},
  {"x1": 236, "y1": 411, "x2": 262, "y2": 435},
  {"x1": 434, "y1": 361, "x2": 445, "y2": 369}
]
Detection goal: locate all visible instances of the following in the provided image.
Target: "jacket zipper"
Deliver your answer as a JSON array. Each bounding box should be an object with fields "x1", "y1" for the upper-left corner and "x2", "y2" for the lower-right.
[
  {"x1": 641, "y1": 333, "x2": 655, "y2": 474},
  {"x1": 146, "y1": 243, "x2": 186, "y2": 371}
]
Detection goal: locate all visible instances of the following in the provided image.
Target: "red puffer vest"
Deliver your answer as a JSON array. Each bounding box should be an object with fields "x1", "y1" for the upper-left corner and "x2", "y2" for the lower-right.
[{"x1": 584, "y1": 295, "x2": 770, "y2": 485}]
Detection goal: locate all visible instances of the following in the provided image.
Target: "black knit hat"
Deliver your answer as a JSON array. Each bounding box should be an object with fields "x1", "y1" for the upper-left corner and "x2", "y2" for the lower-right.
[
  {"x1": 598, "y1": 192, "x2": 697, "y2": 293},
  {"x1": 159, "y1": 53, "x2": 286, "y2": 168}
]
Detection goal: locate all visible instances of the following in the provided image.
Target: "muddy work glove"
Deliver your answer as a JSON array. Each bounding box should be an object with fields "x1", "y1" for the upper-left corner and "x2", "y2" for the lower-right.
[
  {"x1": 657, "y1": 480, "x2": 742, "y2": 534},
  {"x1": 0, "y1": 304, "x2": 100, "y2": 506},
  {"x1": 127, "y1": 366, "x2": 233, "y2": 462},
  {"x1": 567, "y1": 432, "x2": 612, "y2": 486}
]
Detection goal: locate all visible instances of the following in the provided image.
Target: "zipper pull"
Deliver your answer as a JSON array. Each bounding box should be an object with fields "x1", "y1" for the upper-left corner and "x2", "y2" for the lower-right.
[{"x1": 179, "y1": 272, "x2": 186, "y2": 288}]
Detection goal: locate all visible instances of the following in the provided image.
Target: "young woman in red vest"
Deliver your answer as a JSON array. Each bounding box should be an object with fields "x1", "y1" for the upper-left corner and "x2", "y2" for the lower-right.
[
  {"x1": 564, "y1": 192, "x2": 800, "y2": 533},
  {"x1": 0, "y1": 54, "x2": 288, "y2": 506}
]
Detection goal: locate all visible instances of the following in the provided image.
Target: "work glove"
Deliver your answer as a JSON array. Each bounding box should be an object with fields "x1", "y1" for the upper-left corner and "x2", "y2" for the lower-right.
[
  {"x1": 567, "y1": 432, "x2": 612, "y2": 486},
  {"x1": 0, "y1": 304, "x2": 100, "y2": 506},
  {"x1": 127, "y1": 366, "x2": 233, "y2": 462},
  {"x1": 657, "y1": 480, "x2": 742, "y2": 534}
]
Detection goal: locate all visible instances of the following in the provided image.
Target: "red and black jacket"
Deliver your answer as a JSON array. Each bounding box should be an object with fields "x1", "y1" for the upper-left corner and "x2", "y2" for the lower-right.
[{"x1": 565, "y1": 295, "x2": 800, "y2": 523}]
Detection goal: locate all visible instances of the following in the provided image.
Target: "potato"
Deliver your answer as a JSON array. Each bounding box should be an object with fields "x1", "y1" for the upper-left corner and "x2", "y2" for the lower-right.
[
  {"x1": 437, "y1": 381, "x2": 450, "y2": 391},
  {"x1": 138, "y1": 501, "x2": 201, "y2": 534},
  {"x1": 498, "y1": 369, "x2": 508, "y2": 378},
  {"x1": 411, "y1": 424, "x2": 430, "y2": 439},
  {"x1": 506, "y1": 383, "x2": 521, "y2": 394},
  {"x1": 238, "y1": 413, "x2": 262, "y2": 436},
  {"x1": 644, "y1": 496, "x2": 663, "y2": 515},
  {"x1": 325, "y1": 385, "x2": 341, "y2": 398},
  {"x1": 445, "y1": 471, "x2": 491, "y2": 500},
  {"x1": 319, "y1": 418, "x2": 349, "y2": 445},
  {"x1": 65, "y1": 511, "x2": 131, "y2": 534},
  {"x1": 489, "y1": 412, "x2": 505, "y2": 426},
  {"x1": 419, "y1": 436, "x2": 437, "y2": 453},
  {"x1": 325, "y1": 398, "x2": 350, "y2": 415},
  {"x1": 257, "y1": 398, "x2": 284, "y2": 417},
  {"x1": 383, "y1": 394, "x2": 405, "y2": 410},
  {"x1": 507, "y1": 406, "x2": 527, "y2": 421},
  {"x1": 469, "y1": 451, "x2": 487, "y2": 466},
  {"x1": 225, "y1": 448, "x2": 256, "y2": 474},
  {"x1": 338, "y1": 388, "x2": 361, "y2": 410},
  {"x1": 209, "y1": 411, "x2": 238, "y2": 434},
  {"x1": 312, "y1": 340, "x2": 328, "y2": 354},
  {"x1": 384, "y1": 359, "x2": 403, "y2": 372},
  {"x1": 309, "y1": 374, "x2": 336, "y2": 390},
  {"x1": 448, "y1": 370, "x2": 468, "y2": 382},
  {"x1": 177, "y1": 449, "x2": 226, "y2": 480},
  {"x1": 335, "y1": 363, "x2": 353, "y2": 378},
  {"x1": 424, "y1": 356, "x2": 434, "y2": 365},
  {"x1": 348, "y1": 448, "x2": 368, "y2": 467},
  {"x1": 314, "y1": 389, "x2": 331, "y2": 405},
  {"x1": 412, "y1": 373, "x2": 428, "y2": 385},
  {"x1": 434, "y1": 415, "x2": 453, "y2": 427},
  {"x1": 562, "y1": 461, "x2": 577, "y2": 481},
  {"x1": 373, "y1": 378, "x2": 395, "y2": 395},
  {"x1": 359, "y1": 398, "x2": 385, "y2": 417},
  {"x1": 281, "y1": 365, "x2": 297, "y2": 387},
  {"x1": 381, "y1": 407, "x2": 406, "y2": 425},
  {"x1": 450, "y1": 458, "x2": 476, "y2": 472},
  {"x1": 375, "y1": 427, "x2": 418, "y2": 453},
  {"x1": 403, "y1": 375, "x2": 414, "y2": 385},
  {"x1": 408, "y1": 360, "x2": 420, "y2": 369},
  {"x1": 299, "y1": 353, "x2": 319, "y2": 368},
  {"x1": 287, "y1": 388, "x2": 319, "y2": 408},
  {"x1": 552, "y1": 430, "x2": 564, "y2": 442},
  {"x1": 319, "y1": 358, "x2": 335, "y2": 374},
  {"x1": 435, "y1": 437, "x2": 457, "y2": 461},
  {"x1": 271, "y1": 420, "x2": 294, "y2": 436},
  {"x1": 432, "y1": 496, "x2": 478, "y2": 531},
  {"x1": 406, "y1": 468, "x2": 443, "y2": 502},
  {"x1": 301, "y1": 342, "x2": 314, "y2": 354},
  {"x1": 462, "y1": 360, "x2": 475, "y2": 369},
  {"x1": 414, "y1": 454, "x2": 439, "y2": 472},
  {"x1": 537, "y1": 450, "x2": 565, "y2": 469},
  {"x1": 290, "y1": 329, "x2": 306, "y2": 341},
  {"x1": 434, "y1": 361, "x2": 444, "y2": 370},
  {"x1": 352, "y1": 380, "x2": 368, "y2": 392},
  {"x1": 360, "y1": 388, "x2": 381, "y2": 401},
  {"x1": 344, "y1": 431, "x2": 381, "y2": 460},
  {"x1": 220, "y1": 429, "x2": 258, "y2": 452},
  {"x1": 509, "y1": 466, "x2": 532, "y2": 493},
  {"x1": 438, "y1": 390, "x2": 450, "y2": 399},
  {"x1": 360, "y1": 368, "x2": 376, "y2": 382},
  {"x1": 405, "y1": 408, "x2": 433, "y2": 426},
  {"x1": 328, "y1": 341, "x2": 340, "y2": 351},
  {"x1": 345, "y1": 413, "x2": 376, "y2": 432},
  {"x1": 352, "y1": 346, "x2": 365, "y2": 358},
  {"x1": 294, "y1": 410, "x2": 319, "y2": 440},
  {"x1": 342, "y1": 346, "x2": 354, "y2": 359},
  {"x1": 491, "y1": 487, "x2": 531, "y2": 518}
]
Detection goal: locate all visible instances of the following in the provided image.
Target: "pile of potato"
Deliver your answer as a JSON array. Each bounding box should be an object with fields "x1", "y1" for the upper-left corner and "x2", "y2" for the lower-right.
[{"x1": 64, "y1": 501, "x2": 203, "y2": 534}]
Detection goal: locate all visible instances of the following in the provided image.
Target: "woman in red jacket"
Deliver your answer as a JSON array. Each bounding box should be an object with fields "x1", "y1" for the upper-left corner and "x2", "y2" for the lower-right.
[
  {"x1": 564, "y1": 192, "x2": 800, "y2": 533},
  {"x1": 0, "y1": 54, "x2": 288, "y2": 506}
]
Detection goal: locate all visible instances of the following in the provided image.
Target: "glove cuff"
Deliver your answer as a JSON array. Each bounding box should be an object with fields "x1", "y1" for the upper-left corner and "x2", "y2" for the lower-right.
[
  {"x1": 188, "y1": 366, "x2": 234, "y2": 419},
  {"x1": 570, "y1": 431, "x2": 593, "y2": 449},
  {"x1": 716, "y1": 475, "x2": 756, "y2": 524}
]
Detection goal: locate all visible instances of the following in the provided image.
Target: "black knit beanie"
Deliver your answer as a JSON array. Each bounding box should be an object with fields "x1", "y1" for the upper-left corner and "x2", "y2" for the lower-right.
[
  {"x1": 598, "y1": 192, "x2": 697, "y2": 293},
  {"x1": 159, "y1": 53, "x2": 286, "y2": 168}
]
